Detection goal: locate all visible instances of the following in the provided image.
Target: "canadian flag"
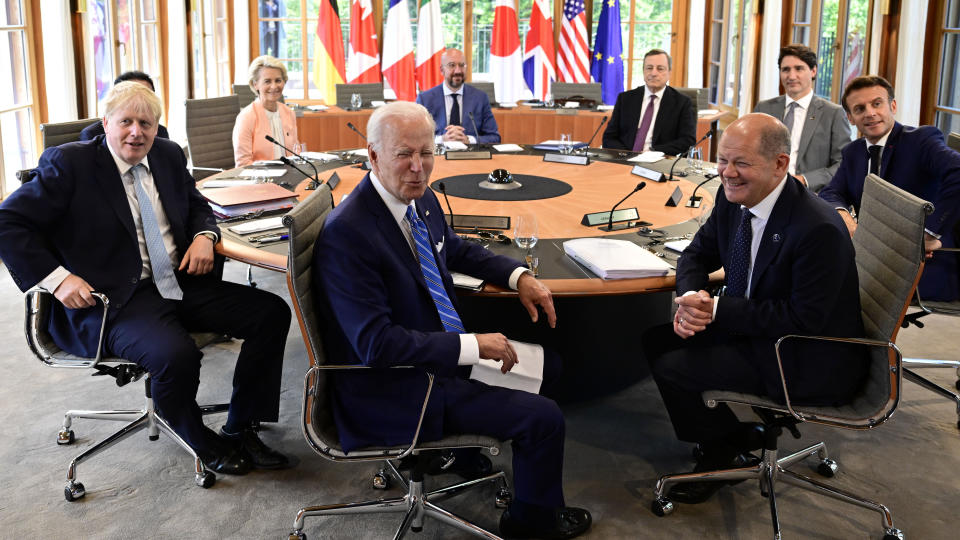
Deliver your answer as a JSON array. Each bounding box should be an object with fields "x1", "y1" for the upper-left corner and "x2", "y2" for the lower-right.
[
  {"x1": 415, "y1": 0, "x2": 444, "y2": 91},
  {"x1": 522, "y1": 0, "x2": 556, "y2": 101},
  {"x1": 381, "y1": 0, "x2": 416, "y2": 101},
  {"x1": 490, "y1": 0, "x2": 525, "y2": 104},
  {"x1": 346, "y1": 0, "x2": 380, "y2": 84}
]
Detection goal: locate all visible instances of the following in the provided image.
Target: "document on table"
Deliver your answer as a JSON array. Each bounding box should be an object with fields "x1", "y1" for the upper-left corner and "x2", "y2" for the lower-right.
[
  {"x1": 443, "y1": 140, "x2": 468, "y2": 150},
  {"x1": 451, "y1": 272, "x2": 484, "y2": 291},
  {"x1": 228, "y1": 216, "x2": 286, "y2": 235},
  {"x1": 202, "y1": 179, "x2": 257, "y2": 188},
  {"x1": 301, "y1": 151, "x2": 339, "y2": 161},
  {"x1": 563, "y1": 238, "x2": 674, "y2": 279},
  {"x1": 238, "y1": 168, "x2": 288, "y2": 178},
  {"x1": 470, "y1": 340, "x2": 544, "y2": 394},
  {"x1": 493, "y1": 144, "x2": 524, "y2": 152},
  {"x1": 664, "y1": 239, "x2": 692, "y2": 253},
  {"x1": 627, "y1": 151, "x2": 665, "y2": 163}
]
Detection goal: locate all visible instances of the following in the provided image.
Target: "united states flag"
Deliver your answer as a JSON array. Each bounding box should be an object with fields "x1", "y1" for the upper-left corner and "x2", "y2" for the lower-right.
[{"x1": 557, "y1": 0, "x2": 590, "y2": 83}]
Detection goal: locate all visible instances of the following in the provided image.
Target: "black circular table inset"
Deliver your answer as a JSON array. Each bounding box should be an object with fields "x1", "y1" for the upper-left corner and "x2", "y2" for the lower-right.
[{"x1": 430, "y1": 174, "x2": 572, "y2": 201}]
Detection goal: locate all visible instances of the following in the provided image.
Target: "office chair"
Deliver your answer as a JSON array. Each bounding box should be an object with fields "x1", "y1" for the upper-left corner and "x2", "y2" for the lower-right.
[
  {"x1": 184, "y1": 94, "x2": 241, "y2": 180},
  {"x1": 675, "y1": 87, "x2": 709, "y2": 111},
  {"x1": 233, "y1": 84, "x2": 258, "y2": 108},
  {"x1": 283, "y1": 186, "x2": 511, "y2": 540},
  {"x1": 334, "y1": 83, "x2": 384, "y2": 109},
  {"x1": 550, "y1": 82, "x2": 602, "y2": 107},
  {"x1": 24, "y1": 289, "x2": 229, "y2": 501},
  {"x1": 947, "y1": 131, "x2": 959, "y2": 152},
  {"x1": 651, "y1": 174, "x2": 931, "y2": 540},
  {"x1": 467, "y1": 82, "x2": 498, "y2": 107},
  {"x1": 40, "y1": 118, "x2": 101, "y2": 149}
]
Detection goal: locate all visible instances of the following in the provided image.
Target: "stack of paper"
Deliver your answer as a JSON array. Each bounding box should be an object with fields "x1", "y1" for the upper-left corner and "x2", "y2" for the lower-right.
[
  {"x1": 469, "y1": 340, "x2": 544, "y2": 394},
  {"x1": 563, "y1": 238, "x2": 673, "y2": 279},
  {"x1": 201, "y1": 183, "x2": 298, "y2": 218}
]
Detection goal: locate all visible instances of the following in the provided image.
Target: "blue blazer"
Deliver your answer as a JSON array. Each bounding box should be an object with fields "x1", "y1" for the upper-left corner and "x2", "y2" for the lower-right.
[
  {"x1": 312, "y1": 174, "x2": 520, "y2": 451},
  {"x1": 679, "y1": 176, "x2": 867, "y2": 403},
  {"x1": 0, "y1": 136, "x2": 218, "y2": 357},
  {"x1": 416, "y1": 84, "x2": 501, "y2": 144},
  {"x1": 820, "y1": 122, "x2": 960, "y2": 300}
]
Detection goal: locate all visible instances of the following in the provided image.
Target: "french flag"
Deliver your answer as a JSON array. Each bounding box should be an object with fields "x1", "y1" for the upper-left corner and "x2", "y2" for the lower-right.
[
  {"x1": 490, "y1": 0, "x2": 525, "y2": 104},
  {"x1": 381, "y1": 0, "x2": 416, "y2": 101},
  {"x1": 522, "y1": 0, "x2": 556, "y2": 101}
]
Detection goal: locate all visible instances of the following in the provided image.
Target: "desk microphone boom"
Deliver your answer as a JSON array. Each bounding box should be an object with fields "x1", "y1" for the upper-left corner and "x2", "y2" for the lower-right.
[
  {"x1": 686, "y1": 173, "x2": 719, "y2": 208},
  {"x1": 265, "y1": 135, "x2": 321, "y2": 187},
  {"x1": 346, "y1": 122, "x2": 367, "y2": 141},
  {"x1": 468, "y1": 112, "x2": 481, "y2": 151},
  {"x1": 668, "y1": 131, "x2": 713, "y2": 181},
  {"x1": 279, "y1": 156, "x2": 319, "y2": 189},
  {"x1": 602, "y1": 182, "x2": 646, "y2": 231},
  {"x1": 437, "y1": 182, "x2": 456, "y2": 230},
  {"x1": 583, "y1": 116, "x2": 608, "y2": 154}
]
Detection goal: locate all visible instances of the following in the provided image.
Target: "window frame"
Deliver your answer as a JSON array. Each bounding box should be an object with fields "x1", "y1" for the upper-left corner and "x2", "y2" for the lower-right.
[{"x1": 921, "y1": 0, "x2": 960, "y2": 133}]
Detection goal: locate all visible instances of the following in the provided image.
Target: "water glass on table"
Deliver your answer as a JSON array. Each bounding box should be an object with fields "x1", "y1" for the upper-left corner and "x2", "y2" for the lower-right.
[
  {"x1": 560, "y1": 133, "x2": 573, "y2": 154},
  {"x1": 514, "y1": 214, "x2": 539, "y2": 257},
  {"x1": 350, "y1": 93, "x2": 362, "y2": 110},
  {"x1": 686, "y1": 147, "x2": 703, "y2": 174}
]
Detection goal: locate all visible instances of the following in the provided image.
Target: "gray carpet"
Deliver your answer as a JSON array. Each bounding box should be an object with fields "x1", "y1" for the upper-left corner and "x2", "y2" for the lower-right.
[{"x1": 0, "y1": 260, "x2": 957, "y2": 539}]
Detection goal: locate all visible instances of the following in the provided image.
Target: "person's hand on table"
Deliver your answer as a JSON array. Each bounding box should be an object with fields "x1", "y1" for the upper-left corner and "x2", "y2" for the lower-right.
[
  {"x1": 517, "y1": 272, "x2": 557, "y2": 328},
  {"x1": 442, "y1": 125, "x2": 470, "y2": 144},
  {"x1": 674, "y1": 290, "x2": 713, "y2": 339}
]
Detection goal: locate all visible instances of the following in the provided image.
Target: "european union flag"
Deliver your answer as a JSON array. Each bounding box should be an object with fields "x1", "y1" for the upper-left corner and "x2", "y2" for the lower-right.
[{"x1": 590, "y1": 0, "x2": 624, "y2": 105}]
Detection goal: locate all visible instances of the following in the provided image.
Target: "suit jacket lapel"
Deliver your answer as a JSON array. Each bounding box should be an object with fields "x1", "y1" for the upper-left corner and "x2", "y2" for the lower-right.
[
  {"x1": 147, "y1": 147, "x2": 187, "y2": 252},
  {"x1": 93, "y1": 141, "x2": 137, "y2": 242},
  {"x1": 652, "y1": 88, "x2": 668, "y2": 142},
  {"x1": 797, "y1": 97, "x2": 823, "y2": 160},
  {"x1": 749, "y1": 177, "x2": 798, "y2": 291},
  {"x1": 881, "y1": 122, "x2": 902, "y2": 176}
]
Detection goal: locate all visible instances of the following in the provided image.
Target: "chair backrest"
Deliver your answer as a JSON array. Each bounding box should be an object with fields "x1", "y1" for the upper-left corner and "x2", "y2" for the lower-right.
[
  {"x1": 40, "y1": 118, "x2": 101, "y2": 149},
  {"x1": 335, "y1": 83, "x2": 384, "y2": 108},
  {"x1": 184, "y1": 95, "x2": 241, "y2": 179},
  {"x1": 948, "y1": 131, "x2": 960, "y2": 152},
  {"x1": 551, "y1": 82, "x2": 602, "y2": 104},
  {"x1": 233, "y1": 84, "x2": 258, "y2": 108},
  {"x1": 675, "y1": 87, "x2": 709, "y2": 110},
  {"x1": 467, "y1": 82, "x2": 497, "y2": 106}
]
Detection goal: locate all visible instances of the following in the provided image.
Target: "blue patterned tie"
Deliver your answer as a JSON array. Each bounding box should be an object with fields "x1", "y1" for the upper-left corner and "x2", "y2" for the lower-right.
[
  {"x1": 405, "y1": 205, "x2": 464, "y2": 333},
  {"x1": 130, "y1": 164, "x2": 183, "y2": 300},
  {"x1": 725, "y1": 208, "x2": 753, "y2": 298}
]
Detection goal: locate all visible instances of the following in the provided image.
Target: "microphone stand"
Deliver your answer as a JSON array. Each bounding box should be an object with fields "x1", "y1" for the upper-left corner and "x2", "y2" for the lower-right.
[
  {"x1": 468, "y1": 111, "x2": 481, "y2": 152},
  {"x1": 264, "y1": 135, "x2": 321, "y2": 187},
  {"x1": 668, "y1": 131, "x2": 713, "y2": 181},
  {"x1": 346, "y1": 122, "x2": 368, "y2": 142},
  {"x1": 580, "y1": 116, "x2": 608, "y2": 157},
  {"x1": 602, "y1": 182, "x2": 646, "y2": 231},
  {"x1": 437, "y1": 182, "x2": 455, "y2": 231},
  {"x1": 280, "y1": 156, "x2": 318, "y2": 190},
  {"x1": 686, "y1": 173, "x2": 719, "y2": 208}
]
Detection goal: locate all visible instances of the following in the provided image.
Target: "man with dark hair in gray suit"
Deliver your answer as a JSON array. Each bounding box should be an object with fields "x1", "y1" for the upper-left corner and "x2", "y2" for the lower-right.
[{"x1": 754, "y1": 44, "x2": 850, "y2": 192}]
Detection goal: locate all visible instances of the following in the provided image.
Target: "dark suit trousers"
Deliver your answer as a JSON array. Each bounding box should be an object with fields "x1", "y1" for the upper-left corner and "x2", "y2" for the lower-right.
[
  {"x1": 643, "y1": 323, "x2": 767, "y2": 446},
  {"x1": 104, "y1": 277, "x2": 291, "y2": 454}
]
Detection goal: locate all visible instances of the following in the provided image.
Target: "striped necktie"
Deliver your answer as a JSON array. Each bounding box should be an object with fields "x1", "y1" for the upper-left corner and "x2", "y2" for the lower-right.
[
  {"x1": 130, "y1": 164, "x2": 183, "y2": 300},
  {"x1": 405, "y1": 205, "x2": 464, "y2": 333}
]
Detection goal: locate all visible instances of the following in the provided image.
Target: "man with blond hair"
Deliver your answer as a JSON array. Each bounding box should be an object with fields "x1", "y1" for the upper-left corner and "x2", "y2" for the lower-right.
[{"x1": 0, "y1": 82, "x2": 293, "y2": 477}]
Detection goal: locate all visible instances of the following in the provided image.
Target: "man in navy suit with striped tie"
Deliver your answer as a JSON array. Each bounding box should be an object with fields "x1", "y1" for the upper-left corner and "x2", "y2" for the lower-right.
[{"x1": 312, "y1": 101, "x2": 591, "y2": 539}]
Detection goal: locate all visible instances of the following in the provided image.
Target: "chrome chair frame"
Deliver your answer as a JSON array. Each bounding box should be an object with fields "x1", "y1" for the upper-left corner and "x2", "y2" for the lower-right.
[{"x1": 25, "y1": 289, "x2": 228, "y2": 501}]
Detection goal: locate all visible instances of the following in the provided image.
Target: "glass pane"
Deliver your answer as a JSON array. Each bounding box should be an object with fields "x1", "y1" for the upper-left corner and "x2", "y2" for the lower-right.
[
  {"x1": 712, "y1": 0, "x2": 724, "y2": 19},
  {"x1": 736, "y1": 0, "x2": 751, "y2": 108},
  {"x1": 205, "y1": 34, "x2": 216, "y2": 95},
  {"x1": 839, "y1": 0, "x2": 869, "y2": 92},
  {"x1": 636, "y1": 0, "x2": 673, "y2": 22},
  {"x1": 219, "y1": 61, "x2": 231, "y2": 96},
  {"x1": 91, "y1": 0, "x2": 114, "y2": 102},
  {"x1": 215, "y1": 0, "x2": 227, "y2": 19},
  {"x1": 191, "y1": 7, "x2": 204, "y2": 97},
  {"x1": 216, "y1": 20, "x2": 229, "y2": 59},
  {"x1": 1, "y1": 0, "x2": 23, "y2": 26},
  {"x1": 938, "y1": 33, "x2": 960, "y2": 109},
  {"x1": 793, "y1": 26, "x2": 810, "y2": 45},
  {"x1": 708, "y1": 63, "x2": 720, "y2": 103},
  {"x1": 140, "y1": 0, "x2": 156, "y2": 21},
  {"x1": 947, "y1": 0, "x2": 960, "y2": 29},
  {"x1": 140, "y1": 25, "x2": 159, "y2": 80},
  {"x1": 280, "y1": 20, "x2": 302, "y2": 61},
  {"x1": 633, "y1": 22, "x2": 673, "y2": 60},
  {"x1": 794, "y1": 0, "x2": 811, "y2": 24},
  {"x1": 286, "y1": 0, "x2": 302, "y2": 18},
  {"x1": 815, "y1": 0, "x2": 840, "y2": 98},
  {"x1": 935, "y1": 110, "x2": 960, "y2": 137},
  {"x1": 0, "y1": 29, "x2": 30, "y2": 109},
  {"x1": 722, "y1": 0, "x2": 740, "y2": 105},
  {"x1": 259, "y1": 1, "x2": 285, "y2": 58},
  {"x1": 117, "y1": 0, "x2": 136, "y2": 73},
  {"x1": 1, "y1": 107, "x2": 35, "y2": 195},
  {"x1": 710, "y1": 20, "x2": 723, "y2": 63}
]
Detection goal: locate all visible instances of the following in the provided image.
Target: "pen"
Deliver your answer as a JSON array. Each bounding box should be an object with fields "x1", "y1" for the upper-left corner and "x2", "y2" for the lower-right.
[{"x1": 257, "y1": 234, "x2": 288, "y2": 243}]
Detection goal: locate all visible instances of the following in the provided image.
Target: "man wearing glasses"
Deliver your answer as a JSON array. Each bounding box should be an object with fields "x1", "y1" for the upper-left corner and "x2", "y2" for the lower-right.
[{"x1": 417, "y1": 48, "x2": 501, "y2": 145}]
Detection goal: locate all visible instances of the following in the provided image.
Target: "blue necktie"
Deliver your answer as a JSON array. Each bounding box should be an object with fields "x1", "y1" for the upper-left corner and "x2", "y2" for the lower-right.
[
  {"x1": 725, "y1": 208, "x2": 753, "y2": 298},
  {"x1": 405, "y1": 205, "x2": 464, "y2": 333},
  {"x1": 130, "y1": 164, "x2": 183, "y2": 300}
]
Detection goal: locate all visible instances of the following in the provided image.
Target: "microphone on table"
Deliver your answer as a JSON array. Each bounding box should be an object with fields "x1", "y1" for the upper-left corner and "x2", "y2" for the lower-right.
[
  {"x1": 581, "y1": 116, "x2": 608, "y2": 155},
  {"x1": 279, "y1": 156, "x2": 318, "y2": 190},
  {"x1": 602, "y1": 182, "x2": 646, "y2": 231},
  {"x1": 668, "y1": 131, "x2": 713, "y2": 181},
  {"x1": 437, "y1": 182, "x2": 456, "y2": 231},
  {"x1": 346, "y1": 122, "x2": 367, "y2": 142},
  {"x1": 468, "y1": 111, "x2": 481, "y2": 152},
  {"x1": 686, "y1": 173, "x2": 719, "y2": 208},
  {"x1": 265, "y1": 135, "x2": 321, "y2": 188}
]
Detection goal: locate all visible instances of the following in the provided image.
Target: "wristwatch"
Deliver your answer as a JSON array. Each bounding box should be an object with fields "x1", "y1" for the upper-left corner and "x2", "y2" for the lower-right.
[{"x1": 198, "y1": 231, "x2": 218, "y2": 243}]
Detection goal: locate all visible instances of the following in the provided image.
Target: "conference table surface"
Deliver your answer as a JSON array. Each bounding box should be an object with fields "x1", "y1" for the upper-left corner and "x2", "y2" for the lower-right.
[{"x1": 212, "y1": 147, "x2": 719, "y2": 297}]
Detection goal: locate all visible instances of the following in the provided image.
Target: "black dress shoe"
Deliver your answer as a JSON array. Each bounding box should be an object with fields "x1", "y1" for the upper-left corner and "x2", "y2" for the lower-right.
[
  {"x1": 201, "y1": 448, "x2": 252, "y2": 476},
  {"x1": 667, "y1": 453, "x2": 761, "y2": 504},
  {"x1": 448, "y1": 451, "x2": 493, "y2": 480},
  {"x1": 220, "y1": 427, "x2": 293, "y2": 470},
  {"x1": 499, "y1": 507, "x2": 592, "y2": 540}
]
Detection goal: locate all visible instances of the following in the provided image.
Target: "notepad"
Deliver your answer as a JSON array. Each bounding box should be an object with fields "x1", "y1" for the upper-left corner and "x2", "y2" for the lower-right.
[
  {"x1": 627, "y1": 151, "x2": 665, "y2": 163},
  {"x1": 664, "y1": 239, "x2": 692, "y2": 253},
  {"x1": 469, "y1": 340, "x2": 544, "y2": 394},
  {"x1": 228, "y1": 216, "x2": 286, "y2": 235},
  {"x1": 563, "y1": 238, "x2": 673, "y2": 279},
  {"x1": 493, "y1": 144, "x2": 524, "y2": 152},
  {"x1": 238, "y1": 168, "x2": 287, "y2": 178}
]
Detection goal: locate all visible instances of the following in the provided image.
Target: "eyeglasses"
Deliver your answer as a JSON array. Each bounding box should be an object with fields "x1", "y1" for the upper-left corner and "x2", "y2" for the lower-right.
[{"x1": 444, "y1": 62, "x2": 467, "y2": 70}]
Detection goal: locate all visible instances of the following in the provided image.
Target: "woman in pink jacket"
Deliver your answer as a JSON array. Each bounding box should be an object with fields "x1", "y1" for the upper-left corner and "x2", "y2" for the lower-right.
[{"x1": 232, "y1": 55, "x2": 300, "y2": 167}]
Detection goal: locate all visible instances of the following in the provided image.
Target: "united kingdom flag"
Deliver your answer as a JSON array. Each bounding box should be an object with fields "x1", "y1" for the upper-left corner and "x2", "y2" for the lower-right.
[{"x1": 522, "y1": 0, "x2": 556, "y2": 101}]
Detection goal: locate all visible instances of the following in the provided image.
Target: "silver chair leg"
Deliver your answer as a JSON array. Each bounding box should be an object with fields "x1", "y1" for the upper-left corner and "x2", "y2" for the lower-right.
[
  {"x1": 393, "y1": 503, "x2": 419, "y2": 540},
  {"x1": 762, "y1": 462, "x2": 782, "y2": 540},
  {"x1": 423, "y1": 500, "x2": 502, "y2": 539},
  {"x1": 778, "y1": 468, "x2": 899, "y2": 535},
  {"x1": 777, "y1": 441, "x2": 828, "y2": 469},
  {"x1": 64, "y1": 411, "x2": 151, "y2": 500},
  {"x1": 246, "y1": 264, "x2": 256, "y2": 287},
  {"x1": 654, "y1": 463, "x2": 762, "y2": 498},
  {"x1": 425, "y1": 470, "x2": 506, "y2": 503},
  {"x1": 291, "y1": 496, "x2": 410, "y2": 537},
  {"x1": 904, "y1": 368, "x2": 960, "y2": 426}
]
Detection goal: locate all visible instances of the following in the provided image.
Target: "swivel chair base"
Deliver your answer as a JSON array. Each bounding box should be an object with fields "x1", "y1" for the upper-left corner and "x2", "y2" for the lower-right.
[
  {"x1": 902, "y1": 362, "x2": 960, "y2": 429},
  {"x1": 289, "y1": 457, "x2": 511, "y2": 540},
  {"x1": 58, "y1": 376, "x2": 228, "y2": 501}
]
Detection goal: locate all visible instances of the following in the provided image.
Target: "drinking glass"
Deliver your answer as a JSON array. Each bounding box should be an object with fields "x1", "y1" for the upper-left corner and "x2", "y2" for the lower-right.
[
  {"x1": 560, "y1": 133, "x2": 573, "y2": 154},
  {"x1": 544, "y1": 94, "x2": 555, "y2": 108},
  {"x1": 514, "y1": 214, "x2": 539, "y2": 253},
  {"x1": 686, "y1": 146, "x2": 703, "y2": 174},
  {"x1": 350, "y1": 93, "x2": 362, "y2": 110},
  {"x1": 296, "y1": 143, "x2": 308, "y2": 162}
]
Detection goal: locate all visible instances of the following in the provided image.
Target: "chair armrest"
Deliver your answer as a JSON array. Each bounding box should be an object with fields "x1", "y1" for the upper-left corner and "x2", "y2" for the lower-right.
[
  {"x1": 306, "y1": 364, "x2": 434, "y2": 459},
  {"x1": 26, "y1": 288, "x2": 110, "y2": 368},
  {"x1": 773, "y1": 334, "x2": 901, "y2": 422}
]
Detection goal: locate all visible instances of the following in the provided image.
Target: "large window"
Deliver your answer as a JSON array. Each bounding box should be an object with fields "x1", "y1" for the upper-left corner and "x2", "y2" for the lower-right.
[
  {"x1": 191, "y1": 0, "x2": 233, "y2": 99},
  {"x1": 707, "y1": 0, "x2": 754, "y2": 112},
  {"x1": 0, "y1": 0, "x2": 40, "y2": 198},
  {"x1": 929, "y1": 0, "x2": 960, "y2": 136},
  {"x1": 617, "y1": 0, "x2": 676, "y2": 90}
]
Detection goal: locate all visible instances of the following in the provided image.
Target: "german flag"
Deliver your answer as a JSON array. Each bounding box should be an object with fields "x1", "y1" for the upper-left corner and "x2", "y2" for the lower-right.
[{"x1": 311, "y1": 0, "x2": 346, "y2": 104}]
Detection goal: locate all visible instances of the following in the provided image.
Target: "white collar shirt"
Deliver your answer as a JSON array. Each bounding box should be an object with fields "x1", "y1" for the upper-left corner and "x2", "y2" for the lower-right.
[
  {"x1": 784, "y1": 90, "x2": 814, "y2": 174},
  {"x1": 637, "y1": 85, "x2": 666, "y2": 152}
]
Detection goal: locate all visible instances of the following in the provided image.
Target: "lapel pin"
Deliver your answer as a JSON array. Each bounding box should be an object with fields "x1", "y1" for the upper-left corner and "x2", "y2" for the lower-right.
[
  {"x1": 772, "y1": 233, "x2": 782, "y2": 243},
  {"x1": 425, "y1": 210, "x2": 430, "y2": 216}
]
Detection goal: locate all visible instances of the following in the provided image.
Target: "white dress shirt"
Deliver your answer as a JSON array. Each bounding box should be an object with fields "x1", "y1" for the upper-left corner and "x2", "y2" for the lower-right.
[
  {"x1": 434, "y1": 83, "x2": 477, "y2": 144},
  {"x1": 637, "y1": 85, "x2": 666, "y2": 152},
  {"x1": 784, "y1": 90, "x2": 814, "y2": 175}
]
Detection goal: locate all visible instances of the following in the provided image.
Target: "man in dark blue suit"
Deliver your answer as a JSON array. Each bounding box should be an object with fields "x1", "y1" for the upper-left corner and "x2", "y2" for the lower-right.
[
  {"x1": 820, "y1": 75, "x2": 960, "y2": 301},
  {"x1": 312, "y1": 101, "x2": 590, "y2": 539},
  {"x1": 79, "y1": 71, "x2": 170, "y2": 141},
  {"x1": 0, "y1": 82, "x2": 291, "y2": 476},
  {"x1": 644, "y1": 114, "x2": 867, "y2": 504},
  {"x1": 416, "y1": 48, "x2": 500, "y2": 145}
]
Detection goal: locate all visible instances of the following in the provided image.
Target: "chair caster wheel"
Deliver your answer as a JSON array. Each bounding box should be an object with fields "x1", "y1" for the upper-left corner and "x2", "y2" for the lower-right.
[
  {"x1": 58, "y1": 429, "x2": 75, "y2": 445},
  {"x1": 196, "y1": 471, "x2": 216, "y2": 488},
  {"x1": 373, "y1": 471, "x2": 389, "y2": 490},
  {"x1": 955, "y1": 379, "x2": 960, "y2": 391},
  {"x1": 651, "y1": 497, "x2": 674, "y2": 517},
  {"x1": 64, "y1": 481, "x2": 86, "y2": 501},
  {"x1": 288, "y1": 532, "x2": 306, "y2": 540},
  {"x1": 817, "y1": 458, "x2": 838, "y2": 478},
  {"x1": 882, "y1": 527, "x2": 904, "y2": 540},
  {"x1": 495, "y1": 487, "x2": 513, "y2": 508},
  {"x1": 148, "y1": 434, "x2": 159, "y2": 441}
]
